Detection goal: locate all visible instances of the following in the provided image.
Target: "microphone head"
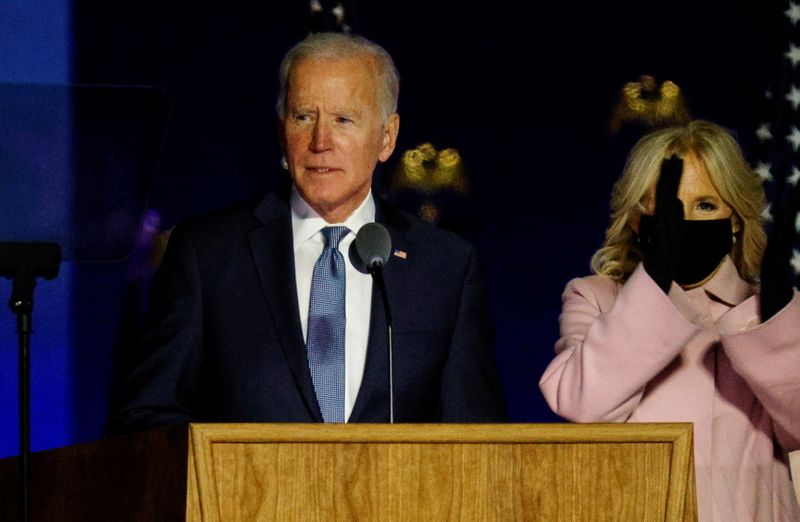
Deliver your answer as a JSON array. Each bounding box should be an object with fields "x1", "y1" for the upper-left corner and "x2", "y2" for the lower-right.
[{"x1": 354, "y1": 222, "x2": 391, "y2": 273}]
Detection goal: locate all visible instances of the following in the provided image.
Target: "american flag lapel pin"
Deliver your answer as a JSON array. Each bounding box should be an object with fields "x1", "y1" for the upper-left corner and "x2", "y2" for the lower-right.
[{"x1": 392, "y1": 249, "x2": 407, "y2": 259}]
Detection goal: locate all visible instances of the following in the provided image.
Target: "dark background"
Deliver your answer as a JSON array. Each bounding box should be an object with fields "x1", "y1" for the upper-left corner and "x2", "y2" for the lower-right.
[{"x1": 0, "y1": 0, "x2": 786, "y2": 454}]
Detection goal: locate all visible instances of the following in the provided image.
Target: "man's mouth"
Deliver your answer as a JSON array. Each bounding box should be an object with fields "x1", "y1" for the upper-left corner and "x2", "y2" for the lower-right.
[{"x1": 307, "y1": 166, "x2": 339, "y2": 173}]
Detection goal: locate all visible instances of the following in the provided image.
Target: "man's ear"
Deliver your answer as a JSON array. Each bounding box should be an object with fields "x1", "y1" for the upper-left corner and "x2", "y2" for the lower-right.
[{"x1": 378, "y1": 113, "x2": 400, "y2": 163}]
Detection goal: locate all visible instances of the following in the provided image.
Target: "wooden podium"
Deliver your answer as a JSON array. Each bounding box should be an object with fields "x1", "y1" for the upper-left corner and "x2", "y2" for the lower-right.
[{"x1": 0, "y1": 423, "x2": 696, "y2": 521}]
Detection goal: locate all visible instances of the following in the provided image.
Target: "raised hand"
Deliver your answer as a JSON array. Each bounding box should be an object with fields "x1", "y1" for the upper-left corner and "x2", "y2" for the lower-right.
[
  {"x1": 760, "y1": 181, "x2": 800, "y2": 321},
  {"x1": 639, "y1": 155, "x2": 685, "y2": 293}
]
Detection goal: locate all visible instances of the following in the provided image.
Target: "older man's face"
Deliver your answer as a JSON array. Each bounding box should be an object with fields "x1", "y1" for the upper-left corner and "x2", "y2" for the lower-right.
[{"x1": 281, "y1": 55, "x2": 399, "y2": 223}]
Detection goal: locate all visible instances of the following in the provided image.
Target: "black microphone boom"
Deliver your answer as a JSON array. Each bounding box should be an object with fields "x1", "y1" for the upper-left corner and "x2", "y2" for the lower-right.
[{"x1": 353, "y1": 223, "x2": 395, "y2": 423}]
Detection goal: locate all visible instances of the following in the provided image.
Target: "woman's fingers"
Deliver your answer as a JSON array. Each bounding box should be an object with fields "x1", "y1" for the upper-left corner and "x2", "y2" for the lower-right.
[{"x1": 655, "y1": 155, "x2": 683, "y2": 213}]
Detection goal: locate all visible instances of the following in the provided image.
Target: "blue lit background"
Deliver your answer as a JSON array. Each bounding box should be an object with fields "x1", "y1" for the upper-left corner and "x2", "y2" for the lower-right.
[
  {"x1": 0, "y1": 0, "x2": 73, "y2": 456},
  {"x1": 0, "y1": 0, "x2": 784, "y2": 457}
]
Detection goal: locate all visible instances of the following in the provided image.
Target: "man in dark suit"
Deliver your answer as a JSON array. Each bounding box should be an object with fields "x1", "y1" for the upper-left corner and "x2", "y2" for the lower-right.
[{"x1": 109, "y1": 32, "x2": 504, "y2": 433}]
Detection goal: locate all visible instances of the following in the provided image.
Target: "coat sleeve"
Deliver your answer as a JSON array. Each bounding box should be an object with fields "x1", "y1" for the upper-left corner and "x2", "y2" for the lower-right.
[
  {"x1": 539, "y1": 264, "x2": 702, "y2": 422},
  {"x1": 439, "y1": 248, "x2": 507, "y2": 422},
  {"x1": 106, "y1": 225, "x2": 203, "y2": 435},
  {"x1": 719, "y1": 292, "x2": 800, "y2": 451}
]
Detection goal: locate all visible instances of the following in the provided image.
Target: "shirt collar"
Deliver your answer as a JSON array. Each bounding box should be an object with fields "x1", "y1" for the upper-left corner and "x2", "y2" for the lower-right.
[
  {"x1": 290, "y1": 186, "x2": 376, "y2": 245},
  {"x1": 697, "y1": 255, "x2": 756, "y2": 306}
]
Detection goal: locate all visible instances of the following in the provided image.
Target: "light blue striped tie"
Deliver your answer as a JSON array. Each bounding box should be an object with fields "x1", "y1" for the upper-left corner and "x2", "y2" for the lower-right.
[{"x1": 307, "y1": 226, "x2": 349, "y2": 423}]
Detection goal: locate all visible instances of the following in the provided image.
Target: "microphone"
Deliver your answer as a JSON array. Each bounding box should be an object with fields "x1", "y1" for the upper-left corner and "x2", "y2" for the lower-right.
[
  {"x1": 352, "y1": 223, "x2": 395, "y2": 423},
  {"x1": 354, "y1": 222, "x2": 391, "y2": 273}
]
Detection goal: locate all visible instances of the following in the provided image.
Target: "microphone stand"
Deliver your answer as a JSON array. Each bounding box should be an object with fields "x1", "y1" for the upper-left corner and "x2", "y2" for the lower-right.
[
  {"x1": 370, "y1": 264, "x2": 393, "y2": 423},
  {"x1": 0, "y1": 242, "x2": 62, "y2": 522},
  {"x1": 353, "y1": 222, "x2": 394, "y2": 424}
]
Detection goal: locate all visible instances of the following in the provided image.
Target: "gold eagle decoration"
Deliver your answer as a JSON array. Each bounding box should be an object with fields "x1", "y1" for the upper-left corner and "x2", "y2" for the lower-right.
[
  {"x1": 609, "y1": 75, "x2": 690, "y2": 133},
  {"x1": 392, "y1": 143, "x2": 468, "y2": 224}
]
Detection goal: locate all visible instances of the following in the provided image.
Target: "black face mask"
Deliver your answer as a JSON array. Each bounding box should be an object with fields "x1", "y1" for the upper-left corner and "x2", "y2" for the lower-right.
[{"x1": 639, "y1": 217, "x2": 733, "y2": 286}]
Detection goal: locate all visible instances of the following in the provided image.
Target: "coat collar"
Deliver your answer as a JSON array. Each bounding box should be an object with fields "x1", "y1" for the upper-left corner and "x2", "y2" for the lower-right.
[
  {"x1": 248, "y1": 191, "x2": 324, "y2": 421},
  {"x1": 348, "y1": 196, "x2": 415, "y2": 422},
  {"x1": 697, "y1": 255, "x2": 755, "y2": 306}
]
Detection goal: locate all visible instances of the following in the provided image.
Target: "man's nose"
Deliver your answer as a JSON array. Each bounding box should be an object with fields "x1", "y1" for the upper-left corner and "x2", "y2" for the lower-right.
[{"x1": 310, "y1": 119, "x2": 333, "y2": 152}]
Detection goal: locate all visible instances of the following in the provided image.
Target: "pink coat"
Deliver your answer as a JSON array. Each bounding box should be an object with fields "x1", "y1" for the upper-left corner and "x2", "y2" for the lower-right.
[{"x1": 540, "y1": 258, "x2": 800, "y2": 521}]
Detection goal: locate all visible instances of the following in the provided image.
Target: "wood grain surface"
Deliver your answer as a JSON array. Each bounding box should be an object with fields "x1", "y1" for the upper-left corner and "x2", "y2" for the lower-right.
[{"x1": 188, "y1": 423, "x2": 696, "y2": 521}]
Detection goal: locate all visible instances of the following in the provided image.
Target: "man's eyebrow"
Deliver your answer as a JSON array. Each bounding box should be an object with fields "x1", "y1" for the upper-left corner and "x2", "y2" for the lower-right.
[{"x1": 330, "y1": 106, "x2": 362, "y2": 115}]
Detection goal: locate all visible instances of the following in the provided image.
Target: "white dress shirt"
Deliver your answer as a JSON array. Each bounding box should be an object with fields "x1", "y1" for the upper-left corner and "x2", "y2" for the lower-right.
[{"x1": 291, "y1": 188, "x2": 374, "y2": 421}]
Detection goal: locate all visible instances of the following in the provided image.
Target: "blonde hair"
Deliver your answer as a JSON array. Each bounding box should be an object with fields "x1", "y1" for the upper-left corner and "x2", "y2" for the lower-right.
[{"x1": 590, "y1": 120, "x2": 766, "y2": 283}]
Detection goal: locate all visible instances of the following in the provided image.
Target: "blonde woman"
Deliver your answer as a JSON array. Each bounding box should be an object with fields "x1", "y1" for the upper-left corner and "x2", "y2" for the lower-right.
[{"x1": 540, "y1": 120, "x2": 800, "y2": 521}]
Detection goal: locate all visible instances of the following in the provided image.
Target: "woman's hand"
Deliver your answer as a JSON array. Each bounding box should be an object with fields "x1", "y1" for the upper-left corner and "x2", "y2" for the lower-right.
[
  {"x1": 640, "y1": 155, "x2": 685, "y2": 293},
  {"x1": 760, "y1": 182, "x2": 800, "y2": 321}
]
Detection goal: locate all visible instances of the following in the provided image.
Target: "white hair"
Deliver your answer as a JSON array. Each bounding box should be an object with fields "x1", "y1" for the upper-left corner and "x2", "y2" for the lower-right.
[{"x1": 276, "y1": 33, "x2": 400, "y2": 123}]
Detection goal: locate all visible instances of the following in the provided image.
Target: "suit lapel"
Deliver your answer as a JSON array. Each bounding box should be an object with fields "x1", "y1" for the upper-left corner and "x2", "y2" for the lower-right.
[
  {"x1": 350, "y1": 199, "x2": 413, "y2": 422},
  {"x1": 247, "y1": 193, "x2": 323, "y2": 422}
]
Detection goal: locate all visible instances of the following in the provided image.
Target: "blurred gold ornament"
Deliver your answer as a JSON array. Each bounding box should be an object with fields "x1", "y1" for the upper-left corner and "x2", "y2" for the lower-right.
[
  {"x1": 394, "y1": 143, "x2": 467, "y2": 194},
  {"x1": 610, "y1": 75, "x2": 690, "y2": 133}
]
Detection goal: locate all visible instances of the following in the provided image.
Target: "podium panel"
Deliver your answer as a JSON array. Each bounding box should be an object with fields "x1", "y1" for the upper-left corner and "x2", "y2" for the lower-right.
[{"x1": 0, "y1": 423, "x2": 696, "y2": 521}]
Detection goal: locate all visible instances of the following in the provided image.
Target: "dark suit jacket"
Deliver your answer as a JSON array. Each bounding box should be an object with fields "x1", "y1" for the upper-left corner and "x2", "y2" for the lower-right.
[{"x1": 109, "y1": 190, "x2": 505, "y2": 433}]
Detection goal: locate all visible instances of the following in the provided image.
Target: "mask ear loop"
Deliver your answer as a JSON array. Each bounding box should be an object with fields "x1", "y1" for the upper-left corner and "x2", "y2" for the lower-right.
[{"x1": 731, "y1": 214, "x2": 742, "y2": 244}]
